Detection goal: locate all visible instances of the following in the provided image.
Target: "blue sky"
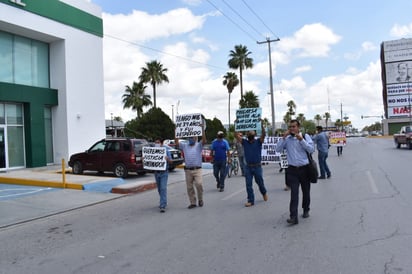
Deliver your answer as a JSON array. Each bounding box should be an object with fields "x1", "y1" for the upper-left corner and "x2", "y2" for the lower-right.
[{"x1": 88, "y1": 0, "x2": 412, "y2": 130}]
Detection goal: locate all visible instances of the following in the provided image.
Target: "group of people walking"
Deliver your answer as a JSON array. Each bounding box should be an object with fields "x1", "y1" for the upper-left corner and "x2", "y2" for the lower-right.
[{"x1": 152, "y1": 119, "x2": 333, "y2": 226}]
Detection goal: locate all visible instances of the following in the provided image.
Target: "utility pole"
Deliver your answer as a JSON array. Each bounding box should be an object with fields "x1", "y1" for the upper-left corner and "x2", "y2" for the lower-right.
[
  {"x1": 340, "y1": 102, "x2": 343, "y2": 130},
  {"x1": 257, "y1": 37, "x2": 280, "y2": 134}
]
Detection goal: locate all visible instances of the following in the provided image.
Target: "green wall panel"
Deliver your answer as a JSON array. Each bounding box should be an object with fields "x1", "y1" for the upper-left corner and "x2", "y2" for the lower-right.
[
  {"x1": 0, "y1": 0, "x2": 103, "y2": 37},
  {"x1": 0, "y1": 82, "x2": 58, "y2": 167}
]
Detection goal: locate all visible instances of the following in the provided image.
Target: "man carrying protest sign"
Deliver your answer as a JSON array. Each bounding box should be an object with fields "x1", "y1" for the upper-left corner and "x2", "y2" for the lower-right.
[
  {"x1": 211, "y1": 130, "x2": 231, "y2": 192},
  {"x1": 175, "y1": 118, "x2": 207, "y2": 209},
  {"x1": 235, "y1": 119, "x2": 268, "y2": 207}
]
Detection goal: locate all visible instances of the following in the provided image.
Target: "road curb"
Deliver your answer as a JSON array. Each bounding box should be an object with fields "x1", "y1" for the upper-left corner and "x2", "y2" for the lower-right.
[{"x1": 111, "y1": 181, "x2": 157, "y2": 194}]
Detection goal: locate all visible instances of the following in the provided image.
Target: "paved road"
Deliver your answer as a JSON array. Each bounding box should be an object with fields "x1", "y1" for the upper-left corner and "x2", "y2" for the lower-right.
[{"x1": 0, "y1": 137, "x2": 411, "y2": 274}]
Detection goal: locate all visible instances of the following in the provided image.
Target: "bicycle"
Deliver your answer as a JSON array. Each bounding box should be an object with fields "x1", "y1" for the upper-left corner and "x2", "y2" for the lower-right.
[{"x1": 227, "y1": 152, "x2": 239, "y2": 178}]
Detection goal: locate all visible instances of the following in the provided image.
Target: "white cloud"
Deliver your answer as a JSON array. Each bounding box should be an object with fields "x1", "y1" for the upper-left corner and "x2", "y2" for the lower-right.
[
  {"x1": 390, "y1": 23, "x2": 412, "y2": 37},
  {"x1": 103, "y1": 8, "x2": 206, "y2": 43},
  {"x1": 293, "y1": 65, "x2": 312, "y2": 74},
  {"x1": 278, "y1": 23, "x2": 341, "y2": 59},
  {"x1": 362, "y1": 41, "x2": 377, "y2": 51}
]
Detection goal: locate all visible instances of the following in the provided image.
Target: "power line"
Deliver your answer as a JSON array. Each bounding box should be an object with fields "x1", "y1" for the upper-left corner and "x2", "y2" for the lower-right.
[
  {"x1": 205, "y1": 0, "x2": 259, "y2": 43},
  {"x1": 220, "y1": 0, "x2": 266, "y2": 39},
  {"x1": 104, "y1": 33, "x2": 227, "y2": 72},
  {"x1": 241, "y1": 0, "x2": 279, "y2": 40}
]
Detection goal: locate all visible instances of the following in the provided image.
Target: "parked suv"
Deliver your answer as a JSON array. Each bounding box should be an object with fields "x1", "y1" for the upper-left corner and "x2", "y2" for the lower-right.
[{"x1": 68, "y1": 138, "x2": 148, "y2": 178}]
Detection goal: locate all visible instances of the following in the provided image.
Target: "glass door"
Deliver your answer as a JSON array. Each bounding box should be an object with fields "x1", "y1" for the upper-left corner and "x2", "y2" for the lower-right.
[{"x1": 0, "y1": 127, "x2": 6, "y2": 169}]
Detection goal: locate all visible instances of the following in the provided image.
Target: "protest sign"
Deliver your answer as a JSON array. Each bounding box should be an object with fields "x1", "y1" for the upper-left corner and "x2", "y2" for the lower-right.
[
  {"x1": 329, "y1": 131, "x2": 346, "y2": 146},
  {"x1": 235, "y1": 107, "x2": 262, "y2": 131},
  {"x1": 261, "y1": 136, "x2": 282, "y2": 163},
  {"x1": 143, "y1": 146, "x2": 167, "y2": 171},
  {"x1": 175, "y1": 113, "x2": 203, "y2": 138}
]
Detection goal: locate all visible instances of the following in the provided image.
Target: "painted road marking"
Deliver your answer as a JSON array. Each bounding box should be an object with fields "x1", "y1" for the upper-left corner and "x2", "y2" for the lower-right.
[
  {"x1": 366, "y1": 170, "x2": 379, "y2": 194},
  {"x1": 0, "y1": 185, "x2": 57, "y2": 201},
  {"x1": 222, "y1": 188, "x2": 244, "y2": 200}
]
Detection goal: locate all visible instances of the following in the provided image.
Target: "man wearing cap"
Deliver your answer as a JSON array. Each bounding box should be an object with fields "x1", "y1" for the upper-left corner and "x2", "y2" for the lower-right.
[{"x1": 211, "y1": 130, "x2": 231, "y2": 192}]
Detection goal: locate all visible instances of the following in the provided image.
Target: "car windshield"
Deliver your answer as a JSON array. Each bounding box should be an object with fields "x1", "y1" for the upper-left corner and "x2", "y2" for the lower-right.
[
  {"x1": 406, "y1": 126, "x2": 412, "y2": 133},
  {"x1": 89, "y1": 141, "x2": 105, "y2": 152}
]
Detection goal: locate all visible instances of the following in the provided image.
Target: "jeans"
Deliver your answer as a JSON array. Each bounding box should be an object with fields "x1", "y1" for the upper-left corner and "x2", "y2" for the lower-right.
[
  {"x1": 244, "y1": 165, "x2": 267, "y2": 204},
  {"x1": 286, "y1": 166, "x2": 311, "y2": 218},
  {"x1": 213, "y1": 160, "x2": 227, "y2": 189},
  {"x1": 238, "y1": 156, "x2": 245, "y2": 175},
  {"x1": 155, "y1": 171, "x2": 168, "y2": 208},
  {"x1": 317, "y1": 150, "x2": 331, "y2": 177}
]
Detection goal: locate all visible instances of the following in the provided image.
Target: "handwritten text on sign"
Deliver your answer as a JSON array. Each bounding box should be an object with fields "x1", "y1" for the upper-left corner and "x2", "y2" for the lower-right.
[
  {"x1": 175, "y1": 113, "x2": 203, "y2": 138},
  {"x1": 235, "y1": 108, "x2": 262, "y2": 131},
  {"x1": 143, "y1": 147, "x2": 167, "y2": 171},
  {"x1": 261, "y1": 136, "x2": 282, "y2": 163}
]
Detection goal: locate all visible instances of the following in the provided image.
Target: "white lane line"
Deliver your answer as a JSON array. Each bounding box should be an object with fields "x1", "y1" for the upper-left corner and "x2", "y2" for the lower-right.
[
  {"x1": 0, "y1": 188, "x2": 52, "y2": 198},
  {"x1": 366, "y1": 170, "x2": 379, "y2": 194},
  {"x1": 222, "y1": 188, "x2": 244, "y2": 200}
]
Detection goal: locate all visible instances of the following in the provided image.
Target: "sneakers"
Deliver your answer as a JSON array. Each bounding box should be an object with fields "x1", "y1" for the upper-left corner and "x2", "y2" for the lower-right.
[
  {"x1": 302, "y1": 211, "x2": 309, "y2": 218},
  {"x1": 244, "y1": 202, "x2": 254, "y2": 207},
  {"x1": 160, "y1": 208, "x2": 166, "y2": 213},
  {"x1": 187, "y1": 204, "x2": 197, "y2": 209},
  {"x1": 327, "y1": 174, "x2": 331, "y2": 178},
  {"x1": 284, "y1": 186, "x2": 290, "y2": 191},
  {"x1": 198, "y1": 200, "x2": 204, "y2": 207},
  {"x1": 219, "y1": 188, "x2": 224, "y2": 192},
  {"x1": 263, "y1": 193, "x2": 268, "y2": 201}
]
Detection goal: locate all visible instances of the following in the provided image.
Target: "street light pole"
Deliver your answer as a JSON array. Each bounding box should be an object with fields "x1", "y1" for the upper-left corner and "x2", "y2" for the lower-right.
[{"x1": 257, "y1": 37, "x2": 280, "y2": 134}]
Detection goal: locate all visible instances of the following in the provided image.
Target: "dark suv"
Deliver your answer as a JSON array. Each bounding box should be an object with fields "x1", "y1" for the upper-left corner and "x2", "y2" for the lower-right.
[{"x1": 68, "y1": 138, "x2": 148, "y2": 178}]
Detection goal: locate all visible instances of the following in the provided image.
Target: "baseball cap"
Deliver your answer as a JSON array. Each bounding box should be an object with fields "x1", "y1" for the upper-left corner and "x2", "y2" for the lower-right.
[{"x1": 217, "y1": 131, "x2": 224, "y2": 135}]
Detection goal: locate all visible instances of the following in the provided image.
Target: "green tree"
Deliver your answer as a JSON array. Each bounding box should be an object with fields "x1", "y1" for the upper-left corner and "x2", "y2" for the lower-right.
[
  {"x1": 228, "y1": 45, "x2": 253, "y2": 99},
  {"x1": 223, "y1": 72, "x2": 239, "y2": 132},
  {"x1": 124, "y1": 107, "x2": 174, "y2": 140},
  {"x1": 239, "y1": 90, "x2": 259, "y2": 108},
  {"x1": 297, "y1": 113, "x2": 305, "y2": 125},
  {"x1": 139, "y1": 60, "x2": 169, "y2": 109},
  {"x1": 204, "y1": 117, "x2": 226, "y2": 143},
  {"x1": 324, "y1": 112, "x2": 331, "y2": 129},
  {"x1": 122, "y1": 81, "x2": 152, "y2": 118},
  {"x1": 302, "y1": 120, "x2": 316, "y2": 135},
  {"x1": 314, "y1": 114, "x2": 322, "y2": 126},
  {"x1": 283, "y1": 100, "x2": 296, "y2": 124}
]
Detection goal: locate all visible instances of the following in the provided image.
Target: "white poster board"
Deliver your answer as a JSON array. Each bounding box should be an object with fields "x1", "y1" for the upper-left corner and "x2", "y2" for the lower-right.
[
  {"x1": 143, "y1": 146, "x2": 167, "y2": 171},
  {"x1": 175, "y1": 113, "x2": 203, "y2": 138}
]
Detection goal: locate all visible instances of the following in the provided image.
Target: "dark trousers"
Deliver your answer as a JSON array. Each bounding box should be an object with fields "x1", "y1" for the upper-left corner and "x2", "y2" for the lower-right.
[{"x1": 286, "y1": 165, "x2": 311, "y2": 218}]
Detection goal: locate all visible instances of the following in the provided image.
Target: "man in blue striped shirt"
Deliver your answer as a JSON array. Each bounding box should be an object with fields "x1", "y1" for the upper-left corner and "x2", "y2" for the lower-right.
[{"x1": 276, "y1": 119, "x2": 315, "y2": 225}]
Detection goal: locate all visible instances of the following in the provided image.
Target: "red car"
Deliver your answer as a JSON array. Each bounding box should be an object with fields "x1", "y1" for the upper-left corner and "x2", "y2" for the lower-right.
[
  {"x1": 202, "y1": 144, "x2": 213, "y2": 163},
  {"x1": 68, "y1": 138, "x2": 148, "y2": 178}
]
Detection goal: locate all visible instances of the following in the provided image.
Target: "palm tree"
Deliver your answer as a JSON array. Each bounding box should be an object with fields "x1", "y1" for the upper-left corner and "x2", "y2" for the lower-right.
[
  {"x1": 324, "y1": 112, "x2": 331, "y2": 129},
  {"x1": 297, "y1": 113, "x2": 305, "y2": 124},
  {"x1": 314, "y1": 114, "x2": 322, "y2": 126},
  {"x1": 228, "y1": 45, "x2": 254, "y2": 99},
  {"x1": 239, "y1": 90, "x2": 259, "y2": 108},
  {"x1": 139, "y1": 60, "x2": 169, "y2": 108},
  {"x1": 222, "y1": 72, "x2": 239, "y2": 131},
  {"x1": 122, "y1": 81, "x2": 152, "y2": 118}
]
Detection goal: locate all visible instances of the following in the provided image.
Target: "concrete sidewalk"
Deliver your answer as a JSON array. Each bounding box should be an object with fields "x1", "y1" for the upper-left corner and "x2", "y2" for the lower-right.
[{"x1": 0, "y1": 163, "x2": 213, "y2": 228}]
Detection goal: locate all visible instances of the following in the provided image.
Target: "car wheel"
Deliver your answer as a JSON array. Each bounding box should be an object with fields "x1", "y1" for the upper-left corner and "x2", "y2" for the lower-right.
[
  {"x1": 395, "y1": 140, "x2": 401, "y2": 149},
  {"x1": 137, "y1": 171, "x2": 147, "y2": 176},
  {"x1": 114, "y1": 163, "x2": 128, "y2": 178},
  {"x1": 72, "y1": 161, "x2": 83, "y2": 174},
  {"x1": 408, "y1": 142, "x2": 412, "y2": 150}
]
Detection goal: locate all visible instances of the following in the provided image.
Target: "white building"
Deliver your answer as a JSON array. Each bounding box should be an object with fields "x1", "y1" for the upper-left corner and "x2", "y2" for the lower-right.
[{"x1": 0, "y1": 0, "x2": 105, "y2": 170}]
